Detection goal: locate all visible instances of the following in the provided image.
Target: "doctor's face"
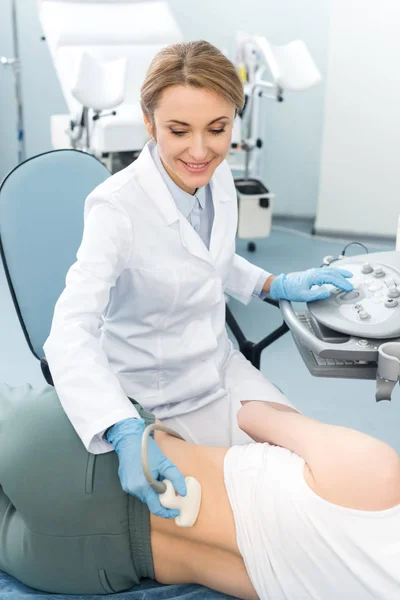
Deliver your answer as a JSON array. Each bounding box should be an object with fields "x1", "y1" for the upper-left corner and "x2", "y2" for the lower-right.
[{"x1": 146, "y1": 85, "x2": 235, "y2": 195}]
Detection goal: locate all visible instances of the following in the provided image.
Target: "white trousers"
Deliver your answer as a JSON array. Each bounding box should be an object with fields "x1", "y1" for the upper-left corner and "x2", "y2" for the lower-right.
[{"x1": 162, "y1": 348, "x2": 296, "y2": 447}]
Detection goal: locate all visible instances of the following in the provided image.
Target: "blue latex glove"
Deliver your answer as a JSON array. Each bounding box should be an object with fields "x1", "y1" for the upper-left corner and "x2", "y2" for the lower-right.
[
  {"x1": 106, "y1": 417, "x2": 187, "y2": 519},
  {"x1": 269, "y1": 267, "x2": 354, "y2": 302}
]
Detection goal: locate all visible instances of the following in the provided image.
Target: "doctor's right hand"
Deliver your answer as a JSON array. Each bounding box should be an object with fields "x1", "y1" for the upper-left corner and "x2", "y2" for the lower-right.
[{"x1": 106, "y1": 417, "x2": 187, "y2": 519}]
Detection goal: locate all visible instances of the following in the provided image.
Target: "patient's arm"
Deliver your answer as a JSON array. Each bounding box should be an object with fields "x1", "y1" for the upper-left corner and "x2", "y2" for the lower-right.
[{"x1": 237, "y1": 401, "x2": 400, "y2": 511}]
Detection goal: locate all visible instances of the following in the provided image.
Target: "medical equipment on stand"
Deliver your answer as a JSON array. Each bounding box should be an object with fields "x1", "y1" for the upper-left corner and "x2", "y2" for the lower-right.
[
  {"x1": 231, "y1": 34, "x2": 321, "y2": 251},
  {"x1": 280, "y1": 250, "x2": 400, "y2": 402},
  {"x1": 37, "y1": 0, "x2": 183, "y2": 173},
  {"x1": 0, "y1": 0, "x2": 26, "y2": 164},
  {"x1": 141, "y1": 424, "x2": 202, "y2": 528}
]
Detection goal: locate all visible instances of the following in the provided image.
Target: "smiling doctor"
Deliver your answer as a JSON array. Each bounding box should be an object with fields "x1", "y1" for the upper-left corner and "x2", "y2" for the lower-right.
[{"x1": 44, "y1": 40, "x2": 353, "y2": 519}]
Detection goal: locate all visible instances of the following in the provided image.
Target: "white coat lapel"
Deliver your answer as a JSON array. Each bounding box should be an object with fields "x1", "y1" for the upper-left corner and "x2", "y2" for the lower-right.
[
  {"x1": 177, "y1": 215, "x2": 213, "y2": 264},
  {"x1": 208, "y1": 176, "x2": 234, "y2": 262},
  {"x1": 134, "y1": 143, "x2": 181, "y2": 225},
  {"x1": 134, "y1": 143, "x2": 213, "y2": 265}
]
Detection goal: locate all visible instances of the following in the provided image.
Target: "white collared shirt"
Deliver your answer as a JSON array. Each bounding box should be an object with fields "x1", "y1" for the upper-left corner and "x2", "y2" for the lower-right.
[
  {"x1": 150, "y1": 143, "x2": 268, "y2": 296},
  {"x1": 150, "y1": 143, "x2": 214, "y2": 249}
]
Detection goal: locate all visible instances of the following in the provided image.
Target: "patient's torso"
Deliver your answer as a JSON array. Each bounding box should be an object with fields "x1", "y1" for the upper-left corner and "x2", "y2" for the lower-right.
[
  {"x1": 150, "y1": 433, "x2": 258, "y2": 600},
  {"x1": 224, "y1": 443, "x2": 400, "y2": 600}
]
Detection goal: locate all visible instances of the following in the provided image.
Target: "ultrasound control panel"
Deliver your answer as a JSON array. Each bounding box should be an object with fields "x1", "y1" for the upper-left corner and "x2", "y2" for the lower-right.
[
  {"x1": 308, "y1": 255, "x2": 400, "y2": 339},
  {"x1": 279, "y1": 251, "x2": 400, "y2": 390}
]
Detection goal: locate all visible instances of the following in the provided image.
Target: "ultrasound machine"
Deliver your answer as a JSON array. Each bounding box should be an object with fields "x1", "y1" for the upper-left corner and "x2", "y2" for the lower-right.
[{"x1": 281, "y1": 251, "x2": 400, "y2": 402}]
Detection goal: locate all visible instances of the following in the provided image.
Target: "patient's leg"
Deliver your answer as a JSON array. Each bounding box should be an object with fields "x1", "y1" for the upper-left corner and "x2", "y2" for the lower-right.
[
  {"x1": 238, "y1": 401, "x2": 400, "y2": 511},
  {"x1": 0, "y1": 384, "x2": 147, "y2": 594}
]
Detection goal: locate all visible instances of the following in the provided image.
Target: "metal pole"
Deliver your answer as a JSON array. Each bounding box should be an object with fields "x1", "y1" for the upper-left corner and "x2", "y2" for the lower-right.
[
  {"x1": 11, "y1": 0, "x2": 26, "y2": 163},
  {"x1": 1, "y1": 1, "x2": 26, "y2": 163}
]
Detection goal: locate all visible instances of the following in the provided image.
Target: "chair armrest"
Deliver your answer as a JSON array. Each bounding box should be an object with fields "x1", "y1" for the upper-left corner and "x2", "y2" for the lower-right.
[
  {"x1": 226, "y1": 299, "x2": 288, "y2": 369},
  {"x1": 40, "y1": 358, "x2": 54, "y2": 386}
]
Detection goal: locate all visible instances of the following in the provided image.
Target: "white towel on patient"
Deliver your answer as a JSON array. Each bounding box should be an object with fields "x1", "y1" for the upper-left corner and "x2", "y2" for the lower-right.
[{"x1": 224, "y1": 443, "x2": 400, "y2": 600}]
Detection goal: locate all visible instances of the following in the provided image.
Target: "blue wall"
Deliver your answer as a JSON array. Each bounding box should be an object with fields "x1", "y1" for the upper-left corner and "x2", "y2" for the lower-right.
[{"x1": 0, "y1": 0, "x2": 332, "y2": 217}]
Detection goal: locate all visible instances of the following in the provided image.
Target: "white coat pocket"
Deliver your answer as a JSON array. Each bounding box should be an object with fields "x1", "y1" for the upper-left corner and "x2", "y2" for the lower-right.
[
  {"x1": 158, "y1": 316, "x2": 222, "y2": 404},
  {"x1": 116, "y1": 368, "x2": 161, "y2": 405}
]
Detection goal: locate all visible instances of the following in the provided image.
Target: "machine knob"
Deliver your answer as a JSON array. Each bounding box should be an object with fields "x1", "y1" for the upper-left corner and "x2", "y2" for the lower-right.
[
  {"x1": 388, "y1": 287, "x2": 400, "y2": 298},
  {"x1": 373, "y1": 267, "x2": 385, "y2": 278},
  {"x1": 385, "y1": 298, "x2": 398, "y2": 308},
  {"x1": 361, "y1": 263, "x2": 373, "y2": 274}
]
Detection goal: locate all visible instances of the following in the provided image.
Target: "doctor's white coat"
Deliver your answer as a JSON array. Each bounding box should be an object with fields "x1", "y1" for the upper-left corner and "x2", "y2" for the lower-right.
[{"x1": 44, "y1": 142, "x2": 274, "y2": 453}]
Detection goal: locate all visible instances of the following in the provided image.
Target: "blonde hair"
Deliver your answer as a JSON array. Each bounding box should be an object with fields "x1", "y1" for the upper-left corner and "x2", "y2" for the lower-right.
[{"x1": 140, "y1": 40, "x2": 245, "y2": 122}]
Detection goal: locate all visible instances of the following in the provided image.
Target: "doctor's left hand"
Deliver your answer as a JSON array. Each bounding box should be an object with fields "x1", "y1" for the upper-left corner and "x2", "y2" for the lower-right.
[
  {"x1": 269, "y1": 267, "x2": 354, "y2": 302},
  {"x1": 106, "y1": 417, "x2": 187, "y2": 519}
]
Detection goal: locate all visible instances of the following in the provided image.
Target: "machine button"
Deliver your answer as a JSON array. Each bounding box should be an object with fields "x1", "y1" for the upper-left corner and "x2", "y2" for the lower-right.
[
  {"x1": 358, "y1": 339, "x2": 370, "y2": 347},
  {"x1": 314, "y1": 356, "x2": 327, "y2": 366},
  {"x1": 368, "y1": 283, "x2": 383, "y2": 292},
  {"x1": 373, "y1": 267, "x2": 385, "y2": 278},
  {"x1": 385, "y1": 298, "x2": 398, "y2": 308},
  {"x1": 361, "y1": 263, "x2": 373, "y2": 274},
  {"x1": 388, "y1": 287, "x2": 400, "y2": 298},
  {"x1": 339, "y1": 290, "x2": 360, "y2": 301},
  {"x1": 358, "y1": 310, "x2": 371, "y2": 320}
]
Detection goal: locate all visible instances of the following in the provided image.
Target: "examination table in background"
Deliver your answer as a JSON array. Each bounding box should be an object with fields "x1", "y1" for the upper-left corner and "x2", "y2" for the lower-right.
[{"x1": 0, "y1": 150, "x2": 288, "y2": 599}]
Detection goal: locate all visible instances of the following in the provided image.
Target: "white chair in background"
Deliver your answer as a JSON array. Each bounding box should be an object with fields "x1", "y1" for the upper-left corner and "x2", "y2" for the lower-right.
[{"x1": 37, "y1": 0, "x2": 184, "y2": 170}]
